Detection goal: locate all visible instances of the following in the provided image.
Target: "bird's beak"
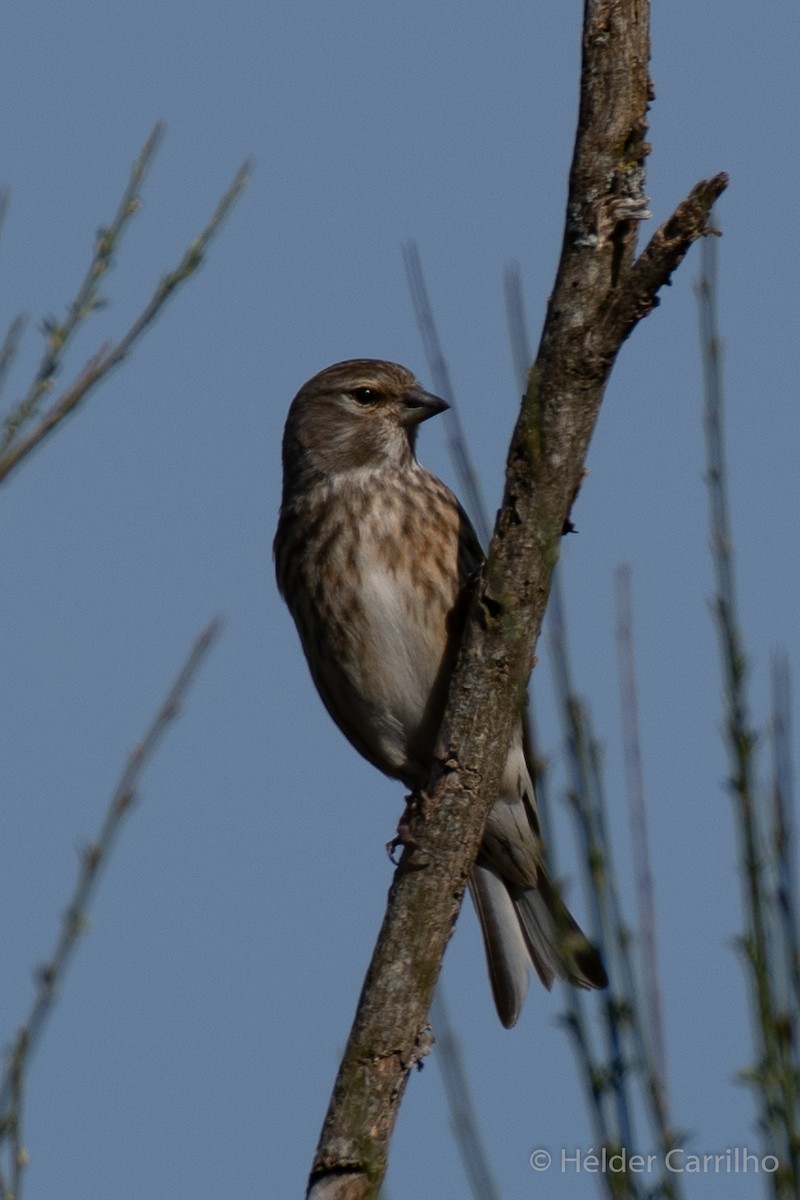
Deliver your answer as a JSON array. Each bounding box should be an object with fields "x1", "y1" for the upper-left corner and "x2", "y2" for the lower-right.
[{"x1": 400, "y1": 386, "x2": 449, "y2": 427}]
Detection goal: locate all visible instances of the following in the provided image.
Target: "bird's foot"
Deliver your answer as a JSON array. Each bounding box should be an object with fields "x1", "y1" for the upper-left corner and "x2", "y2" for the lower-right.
[{"x1": 386, "y1": 790, "x2": 432, "y2": 863}]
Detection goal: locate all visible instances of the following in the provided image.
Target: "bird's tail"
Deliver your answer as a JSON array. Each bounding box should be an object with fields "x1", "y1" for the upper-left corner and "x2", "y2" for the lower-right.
[{"x1": 470, "y1": 859, "x2": 607, "y2": 1028}]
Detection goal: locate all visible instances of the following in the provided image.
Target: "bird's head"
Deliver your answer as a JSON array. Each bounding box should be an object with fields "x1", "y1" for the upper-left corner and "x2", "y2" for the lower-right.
[{"x1": 280, "y1": 359, "x2": 447, "y2": 495}]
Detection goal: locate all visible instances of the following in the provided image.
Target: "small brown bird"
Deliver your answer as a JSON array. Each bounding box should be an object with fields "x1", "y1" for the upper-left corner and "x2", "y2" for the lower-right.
[{"x1": 274, "y1": 359, "x2": 606, "y2": 1026}]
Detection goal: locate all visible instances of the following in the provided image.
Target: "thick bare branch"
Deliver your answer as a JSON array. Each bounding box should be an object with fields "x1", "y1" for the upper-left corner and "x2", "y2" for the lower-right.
[
  {"x1": 308, "y1": 3, "x2": 726, "y2": 1195},
  {"x1": 597, "y1": 173, "x2": 728, "y2": 354}
]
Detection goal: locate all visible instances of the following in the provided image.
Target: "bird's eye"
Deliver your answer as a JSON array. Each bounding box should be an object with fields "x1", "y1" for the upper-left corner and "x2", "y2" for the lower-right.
[{"x1": 351, "y1": 387, "x2": 379, "y2": 406}]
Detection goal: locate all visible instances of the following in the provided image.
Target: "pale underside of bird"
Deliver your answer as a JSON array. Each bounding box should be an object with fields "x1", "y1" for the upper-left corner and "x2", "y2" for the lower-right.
[{"x1": 274, "y1": 358, "x2": 607, "y2": 1027}]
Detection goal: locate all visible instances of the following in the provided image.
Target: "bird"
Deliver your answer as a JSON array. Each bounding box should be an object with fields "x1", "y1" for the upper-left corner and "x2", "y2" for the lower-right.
[{"x1": 273, "y1": 358, "x2": 607, "y2": 1026}]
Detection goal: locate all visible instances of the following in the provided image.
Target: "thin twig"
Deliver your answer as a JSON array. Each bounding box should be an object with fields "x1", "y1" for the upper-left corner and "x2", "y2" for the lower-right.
[
  {"x1": 0, "y1": 147, "x2": 251, "y2": 486},
  {"x1": 1, "y1": 125, "x2": 164, "y2": 455},
  {"x1": 402, "y1": 240, "x2": 491, "y2": 547},
  {"x1": 548, "y1": 576, "x2": 636, "y2": 1158},
  {"x1": 431, "y1": 991, "x2": 503, "y2": 1200},
  {"x1": 0, "y1": 315, "x2": 26, "y2": 404},
  {"x1": 697, "y1": 216, "x2": 774, "y2": 1097},
  {"x1": 0, "y1": 187, "x2": 10, "y2": 240},
  {"x1": 614, "y1": 565, "x2": 668, "y2": 1093},
  {"x1": 549, "y1": 572, "x2": 682, "y2": 1200},
  {"x1": 697, "y1": 221, "x2": 800, "y2": 1195},
  {"x1": 527, "y1": 701, "x2": 622, "y2": 1176},
  {"x1": 771, "y1": 654, "x2": 800, "y2": 1013},
  {"x1": 0, "y1": 618, "x2": 221, "y2": 1135},
  {"x1": 503, "y1": 265, "x2": 532, "y2": 396},
  {"x1": 769, "y1": 653, "x2": 800, "y2": 1191}
]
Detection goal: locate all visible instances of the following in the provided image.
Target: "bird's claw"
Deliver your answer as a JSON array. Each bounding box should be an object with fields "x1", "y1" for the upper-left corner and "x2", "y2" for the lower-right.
[{"x1": 386, "y1": 791, "x2": 432, "y2": 863}]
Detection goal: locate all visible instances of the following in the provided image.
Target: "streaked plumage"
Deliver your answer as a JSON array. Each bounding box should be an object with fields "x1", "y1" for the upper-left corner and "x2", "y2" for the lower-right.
[{"x1": 274, "y1": 359, "x2": 606, "y2": 1026}]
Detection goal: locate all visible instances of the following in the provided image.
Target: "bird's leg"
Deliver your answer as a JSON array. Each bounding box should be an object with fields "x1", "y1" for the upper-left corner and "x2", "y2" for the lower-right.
[{"x1": 386, "y1": 790, "x2": 434, "y2": 863}]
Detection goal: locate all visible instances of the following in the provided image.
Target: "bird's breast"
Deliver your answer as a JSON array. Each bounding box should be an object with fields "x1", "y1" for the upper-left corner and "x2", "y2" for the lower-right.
[{"x1": 277, "y1": 466, "x2": 469, "y2": 784}]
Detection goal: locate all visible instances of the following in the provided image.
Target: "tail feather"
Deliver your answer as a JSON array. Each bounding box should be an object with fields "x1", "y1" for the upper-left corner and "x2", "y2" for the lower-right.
[
  {"x1": 470, "y1": 858, "x2": 607, "y2": 1028},
  {"x1": 469, "y1": 862, "x2": 530, "y2": 1028},
  {"x1": 511, "y1": 868, "x2": 608, "y2": 992}
]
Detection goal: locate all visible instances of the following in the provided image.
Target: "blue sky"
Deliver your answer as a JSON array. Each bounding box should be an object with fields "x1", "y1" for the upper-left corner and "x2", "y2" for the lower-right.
[{"x1": 2, "y1": 3, "x2": 799, "y2": 1198}]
